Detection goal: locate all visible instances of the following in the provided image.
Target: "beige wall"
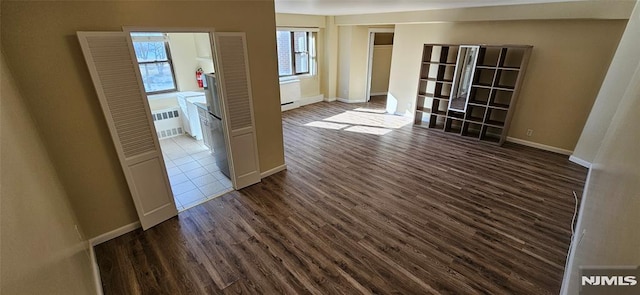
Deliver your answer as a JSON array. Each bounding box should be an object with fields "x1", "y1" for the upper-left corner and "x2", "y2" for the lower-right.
[
  {"x1": 387, "y1": 20, "x2": 626, "y2": 150},
  {"x1": 167, "y1": 33, "x2": 199, "y2": 91},
  {"x1": 562, "y1": 4, "x2": 640, "y2": 293},
  {"x1": 370, "y1": 45, "x2": 392, "y2": 94},
  {"x1": 337, "y1": 25, "x2": 370, "y2": 101},
  {"x1": 1, "y1": 53, "x2": 96, "y2": 294},
  {"x1": 322, "y1": 16, "x2": 339, "y2": 100},
  {"x1": 572, "y1": 5, "x2": 640, "y2": 164},
  {"x1": 1, "y1": 1, "x2": 284, "y2": 238},
  {"x1": 334, "y1": 1, "x2": 633, "y2": 25}
]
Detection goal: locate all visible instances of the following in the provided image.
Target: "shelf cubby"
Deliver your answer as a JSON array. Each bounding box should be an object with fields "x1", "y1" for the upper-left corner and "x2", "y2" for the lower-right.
[
  {"x1": 489, "y1": 90, "x2": 512, "y2": 109},
  {"x1": 473, "y1": 68, "x2": 496, "y2": 87},
  {"x1": 494, "y1": 69, "x2": 519, "y2": 89},
  {"x1": 462, "y1": 122, "x2": 483, "y2": 139},
  {"x1": 481, "y1": 125, "x2": 504, "y2": 143},
  {"x1": 499, "y1": 47, "x2": 528, "y2": 68},
  {"x1": 476, "y1": 47, "x2": 501, "y2": 67},
  {"x1": 432, "y1": 99, "x2": 448, "y2": 115},
  {"x1": 444, "y1": 118, "x2": 464, "y2": 134},
  {"x1": 447, "y1": 110, "x2": 465, "y2": 119},
  {"x1": 414, "y1": 111, "x2": 429, "y2": 127},
  {"x1": 465, "y1": 105, "x2": 487, "y2": 123},
  {"x1": 429, "y1": 114, "x2": 446, "y2": 130},
  {"x1": 469, "y1": 87, "x2": 490, "y2": 105},
  {"x1": 485, "y1": 108, "x2": 508, "y2": 127},
  {"x1": 414, "y1": 44, "x2": 531, "y2": 145}
]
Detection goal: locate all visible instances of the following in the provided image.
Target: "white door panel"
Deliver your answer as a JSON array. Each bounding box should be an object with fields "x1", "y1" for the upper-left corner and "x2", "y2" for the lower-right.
[
  {"x1": 77, "y1": 31, "x2": 177, "y2": 230},
  {"x1": 211, "y1": 32, "x2": 261, "y2": 189}
]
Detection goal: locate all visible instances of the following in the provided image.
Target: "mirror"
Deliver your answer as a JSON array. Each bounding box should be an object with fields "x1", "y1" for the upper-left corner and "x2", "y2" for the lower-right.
[{"x1": 449, "y1": 45, "x2": 480, "y2": 112}]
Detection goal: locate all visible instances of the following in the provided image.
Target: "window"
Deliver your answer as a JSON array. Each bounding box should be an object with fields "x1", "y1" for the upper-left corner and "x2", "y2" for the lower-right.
[
  {"x1": 276, "y1": 30, "x2": 314, "y2": 77},
  {"x1": 131, "y1": 33, "x2": 177, "y2": 94}
]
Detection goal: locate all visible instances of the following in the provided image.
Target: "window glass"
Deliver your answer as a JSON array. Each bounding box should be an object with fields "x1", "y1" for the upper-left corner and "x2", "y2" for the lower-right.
[
  {"x1": 276, "y1": 30, "x2": 313, "y2": 77},
  {"x1": 276, "y1": 31, "x2": 293, "y2": 76},
  {"x1": 132, "y1": 42, "x2": 168, "y2": 62},
  {"x1": 131, "y1": 32, "x2": 176, "y2": 93},
  {"x1": 293, "y1": 32, "x2": 309, "y2": 74},
  {"x1": 138, "y1": 62, "x2": 175, "y2": 93}
]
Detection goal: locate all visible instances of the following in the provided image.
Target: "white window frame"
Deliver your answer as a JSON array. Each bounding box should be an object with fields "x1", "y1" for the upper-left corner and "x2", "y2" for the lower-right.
[
  {"x1": 276, "y1": 27, "x2": 318, "y2": 79},
  {"x1": 131, "y1": 33, "x2": 178, "y2": 94}
]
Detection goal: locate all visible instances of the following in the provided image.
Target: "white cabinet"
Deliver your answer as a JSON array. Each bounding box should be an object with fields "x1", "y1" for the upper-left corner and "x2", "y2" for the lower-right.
[{"x1": 177, "y1": 92, "x2": 206, "y2": 140}]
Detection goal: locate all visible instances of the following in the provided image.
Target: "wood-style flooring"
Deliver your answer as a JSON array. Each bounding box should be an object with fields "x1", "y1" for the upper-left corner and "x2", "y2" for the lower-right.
[{"x1": 95, "y1": 97, "x2": 587, "y2": 294}]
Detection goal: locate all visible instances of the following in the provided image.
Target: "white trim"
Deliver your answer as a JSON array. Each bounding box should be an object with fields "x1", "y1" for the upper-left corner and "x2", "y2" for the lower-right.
[
  {"x1": 365, "y1": 28, "x2": 395, "y2": 101},
  {"x1": 89, "y1": 221, "x2": 141, "y2": 246},
  {"x1": 559, "y1": 166, "x2": 593, "y2": 295},
  {"x1": 282, "y1": 95, "x2": 324, "y2": 111},
  {"x1": 569, "y1": 155, "x2": 592, "y2": 168},
  {"x1": 365, "y1": 31, "x2": 376, "y2": 101},
  {"x1": 89, "y1": 245, "x2": 104, "y2": 295},
  {"x1": 277, "y1": 27, "x2": 320, "y2": 32},
  {"x1": 370, "y1": 92, "x2": 387, "y2": 96},
  {"x1": 368, "y1": 28, "x2": 395, "y2": 34},
  {"x1": 122, "y1": 27, "x2": 216, "y2": 34},
  {"x1": 337, "y1": 98, "x2": 368, "y2": 103},
  {"x1": 261, "y1": 164, "x2": 287, "y2": 178},
  {"x1": 324, "y1": 97, "x2": 337, "y2": 102},
  {"x1": 506, "y1": 137, "x2": 573, "y2": 155}
]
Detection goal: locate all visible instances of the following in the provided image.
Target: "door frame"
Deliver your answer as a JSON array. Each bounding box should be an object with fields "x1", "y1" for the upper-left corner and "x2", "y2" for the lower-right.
[
  {"x1": 364, "y1": 28, "x2": 394, "y2": 102},
  {"x1": 122, "y1": 27, "x2": 233, "y2": 190}
]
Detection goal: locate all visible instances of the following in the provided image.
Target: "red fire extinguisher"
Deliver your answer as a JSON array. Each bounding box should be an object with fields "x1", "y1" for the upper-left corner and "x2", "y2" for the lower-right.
[{"x1": 196, "y1": 68, "x2": 204, "y2": 88}]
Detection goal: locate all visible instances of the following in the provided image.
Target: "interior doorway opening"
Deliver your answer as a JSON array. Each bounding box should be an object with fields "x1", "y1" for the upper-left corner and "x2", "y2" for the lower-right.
[
  {"x1": 365, "y1": 31, "x2": 394, "y2": 105},
  {"x1": 131, "y1": 31, "x2": 233, "y2": 211}
]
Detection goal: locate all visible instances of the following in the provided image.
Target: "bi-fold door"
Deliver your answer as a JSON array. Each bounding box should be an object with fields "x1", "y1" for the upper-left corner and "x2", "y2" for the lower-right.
[{"x1": 77, "y1": 31, "x2": 261, "y2": 230}]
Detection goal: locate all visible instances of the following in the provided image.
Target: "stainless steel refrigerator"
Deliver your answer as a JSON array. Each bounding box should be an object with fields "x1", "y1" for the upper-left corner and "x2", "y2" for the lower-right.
[{"x1": 203, "y1": 73, "x2": 231, "y2": 179}]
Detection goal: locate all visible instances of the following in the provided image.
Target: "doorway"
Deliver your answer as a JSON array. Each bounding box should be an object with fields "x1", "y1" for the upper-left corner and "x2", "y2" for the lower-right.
[
  {"x1": 131, "y1": 31, "x2": 233, "y2": 211},
  {"x1": 365, "y1": 30, "x2": 394, "y2": 105}
]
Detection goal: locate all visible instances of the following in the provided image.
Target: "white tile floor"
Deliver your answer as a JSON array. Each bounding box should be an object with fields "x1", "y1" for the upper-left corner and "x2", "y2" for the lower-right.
[{"x1": 160, "y1": 135, "x2": 233, "y2": 211}]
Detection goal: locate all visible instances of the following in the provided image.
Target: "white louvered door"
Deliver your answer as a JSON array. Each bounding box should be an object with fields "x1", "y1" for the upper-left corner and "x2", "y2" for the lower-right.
[
  {"x1": 211, "y1": 32, "x2": 261, "y2": 189},
  {"x1": 77, "y1": 32, "x2": 177, "y2": 230}
]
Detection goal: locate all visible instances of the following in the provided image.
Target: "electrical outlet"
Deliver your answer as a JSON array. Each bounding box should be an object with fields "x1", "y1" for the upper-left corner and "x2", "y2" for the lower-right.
[{"x1": 526, "y1": 129, "x2": 533, "y2": 137}]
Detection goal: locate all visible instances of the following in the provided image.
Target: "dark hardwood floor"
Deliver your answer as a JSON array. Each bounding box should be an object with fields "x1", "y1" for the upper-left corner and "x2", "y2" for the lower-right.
[{"x1": 95, "y1": 99, "x2": 587, "y2": 294}]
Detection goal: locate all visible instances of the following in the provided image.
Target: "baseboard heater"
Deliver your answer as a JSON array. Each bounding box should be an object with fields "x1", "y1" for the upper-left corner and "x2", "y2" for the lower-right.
[{"x1": 152, "y1": 107, "x2": 184, "y2": 139}]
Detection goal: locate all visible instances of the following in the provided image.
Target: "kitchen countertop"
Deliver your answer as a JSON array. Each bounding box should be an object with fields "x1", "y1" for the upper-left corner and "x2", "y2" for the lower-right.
[{"x1": 194, "y1": 102, "x2": 208, "y2": 111}]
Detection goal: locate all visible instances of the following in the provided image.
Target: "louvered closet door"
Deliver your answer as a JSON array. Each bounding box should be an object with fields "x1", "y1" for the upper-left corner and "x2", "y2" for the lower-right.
[
  {"x1": 212, "y1": 32, "x2": 261, "y2": 189},
  {"x1": 77, "y1": 32, "x2": 177, "y2": 230}
]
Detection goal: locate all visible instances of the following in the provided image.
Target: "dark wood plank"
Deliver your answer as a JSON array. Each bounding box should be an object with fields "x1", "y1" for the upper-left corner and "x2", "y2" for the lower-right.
[{"x1": 95, "y1": 97, "x2": 587, "y2": 294}]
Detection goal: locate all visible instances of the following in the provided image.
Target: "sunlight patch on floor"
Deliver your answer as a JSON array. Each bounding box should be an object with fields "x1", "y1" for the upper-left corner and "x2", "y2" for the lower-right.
[
  {"x1": 303, "y1": 107, "x2": 412, "y2": 135},
  {"x1": 344, "y1": 125, "x2": 392, "y2": 135},
  {"x1": 304, "y1": 121, "x2": 349, "y2": 130},
  {"x1": 323, "y1": 111, "x2": 412, "y2": 129},
  {"x1": 353, "y1": 107, "x2": 387, "y2": 114}
]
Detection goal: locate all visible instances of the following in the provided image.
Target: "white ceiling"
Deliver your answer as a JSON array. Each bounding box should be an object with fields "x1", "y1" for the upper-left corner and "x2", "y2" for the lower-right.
[{"x1": 275, "y1": 0, "x2": 581, "y2": 16}]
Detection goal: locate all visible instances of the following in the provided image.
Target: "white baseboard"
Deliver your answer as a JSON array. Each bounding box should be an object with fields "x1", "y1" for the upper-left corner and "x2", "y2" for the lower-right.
[
  {"x1": 324, "y1": 97, "x2": 337, "y2": 102},
  {"x1": 89, "y1": 221, "x2": 141, "y2": 246},
  {"x1": 261, "y1": 164, "x2": 287, "y2": 178},
  {"x1": 337, "y1": 98, "x2": 367, "y2": 103},
  {"x1": 281, "y1": 95, "x2": 325, "y2": 111},
  {"x1": 299, "y1": 95, "x2": 324, "y2": 106},
  {"x1": 568, "y1": 155, "x2": 592, "y2": 168},
  {"x1": 506, "y1": 137, "x2": 573, "y2": 155},
  {"x1": 89, "y1": 244, "x2": 104, "y2": 295},
  {"x1": 559, "y1": 165, "x2": 593, "y2": 295},
  {"x1": 370, "y1": 92, "x2": 387, "y2": 96}
]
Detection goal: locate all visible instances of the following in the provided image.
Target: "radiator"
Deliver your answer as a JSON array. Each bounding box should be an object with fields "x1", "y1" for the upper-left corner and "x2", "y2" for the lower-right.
[
  {"x1": 152, "y1": 108, "x2": 184, "y2": 139},
  {"x1": 280, "y1": 79, "x2": 301, "y2": 105}
]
